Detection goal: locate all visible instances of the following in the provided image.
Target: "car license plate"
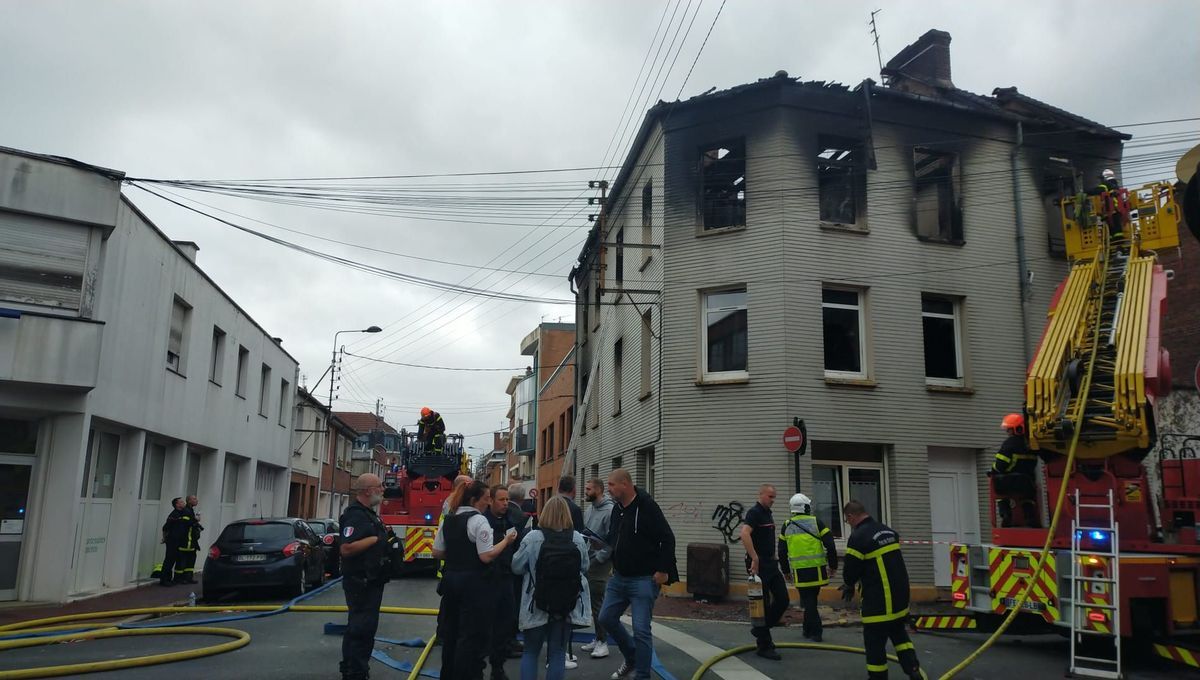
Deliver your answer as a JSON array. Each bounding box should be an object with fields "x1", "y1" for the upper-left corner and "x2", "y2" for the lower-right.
[
  {"x1": 236, "y1": 554, "x2": 267, "y2": 562},
  {"x1": 1002, "y1": 597, "x2": 1045, "y2": 612},
  {"x1": 414, "y1": 551, "x2": 433, "y2": 560}
]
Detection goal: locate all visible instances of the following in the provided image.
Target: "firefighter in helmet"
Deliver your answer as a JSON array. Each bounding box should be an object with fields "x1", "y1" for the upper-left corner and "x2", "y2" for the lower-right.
[
  {"x1": 989, "y1": 413, "x2": 1041, "y2": 528},
  {"x1": 780, "y1": 493, "x2": 838, "y2": 642},
  {"x1": 417, "y1": 407, "x2": 446, "y2": 455},
  {"x1": 1085, "y1": 168, "x2": 1126, "y2": 237}
]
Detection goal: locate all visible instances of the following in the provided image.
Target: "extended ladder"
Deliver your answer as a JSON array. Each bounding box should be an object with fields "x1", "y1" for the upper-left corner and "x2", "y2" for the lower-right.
[{"x1": 1069, "y1": 489, "x2": 1122, "y2": 678}]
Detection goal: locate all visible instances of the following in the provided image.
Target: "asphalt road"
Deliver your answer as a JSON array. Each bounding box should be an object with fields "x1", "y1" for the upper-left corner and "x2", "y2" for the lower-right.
[{"x1": 0, "y1": 576, "x2": 1186, "y2": 679}]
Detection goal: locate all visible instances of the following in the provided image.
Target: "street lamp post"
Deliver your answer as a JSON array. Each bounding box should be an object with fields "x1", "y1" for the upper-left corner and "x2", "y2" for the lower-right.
[{"x1": 322, "y1": 325, "x2": 382, "y2": 516}]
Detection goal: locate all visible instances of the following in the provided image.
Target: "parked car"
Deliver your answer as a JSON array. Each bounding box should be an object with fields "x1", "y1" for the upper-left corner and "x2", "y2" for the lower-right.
[
  {"x1": 203, "y1": 518, "x2": 325, "y2": 601},
  {"x1": 306, "y1": 518, "x2": 341, "y2": 577}
]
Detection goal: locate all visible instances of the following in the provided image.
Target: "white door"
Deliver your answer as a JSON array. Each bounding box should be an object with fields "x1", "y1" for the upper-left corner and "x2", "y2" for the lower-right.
[
  {"x1": 133, "y1": 443, "x2": 167, "y2": 580},
  {"x1": 928, "y1": 449, "x2": 980, "y2": 587},
  {"x1": 253, "y1": 464, "x2": 277, "y2": 519},
  {"x1": 74, "y1": 431, "x2": 120, "y2": 593}
]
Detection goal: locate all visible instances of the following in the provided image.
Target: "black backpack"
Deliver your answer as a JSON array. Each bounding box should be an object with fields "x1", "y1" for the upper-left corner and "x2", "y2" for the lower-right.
[{"x1": 533, "y1": 529, "x2": 582, "y2": 619}]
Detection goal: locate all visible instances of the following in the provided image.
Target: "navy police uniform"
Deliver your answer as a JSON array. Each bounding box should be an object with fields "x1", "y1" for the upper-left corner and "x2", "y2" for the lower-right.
[{"x1": 339, "y1": 500, "x2": 393, "y2": 680}]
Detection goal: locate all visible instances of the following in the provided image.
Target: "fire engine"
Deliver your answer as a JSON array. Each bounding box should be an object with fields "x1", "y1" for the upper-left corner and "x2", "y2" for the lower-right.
[
  {"x1": 948, "y1": 179, "x2": 1200, "y2": 676},
  {"x1": 379, "y1": 430, "x2": 470, "y2": 572}
]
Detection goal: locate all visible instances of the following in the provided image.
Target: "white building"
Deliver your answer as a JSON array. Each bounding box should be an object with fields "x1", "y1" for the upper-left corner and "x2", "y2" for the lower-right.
[{"x1": 0, "y1": 147, "x2": 298, "y2": 603}]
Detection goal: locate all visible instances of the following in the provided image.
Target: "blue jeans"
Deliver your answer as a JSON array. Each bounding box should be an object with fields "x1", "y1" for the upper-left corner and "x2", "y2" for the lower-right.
[
  {"x1": 598, "y1": 574, "x2": 658, "y2": 680},
  {"x1": 520, "y1": 621, "x2": 569, "y2": 680}
]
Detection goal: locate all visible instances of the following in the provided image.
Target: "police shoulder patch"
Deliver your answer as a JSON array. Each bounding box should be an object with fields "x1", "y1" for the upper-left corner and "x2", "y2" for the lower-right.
[{"x1": 343, "y1": 526, "x2": 355, "y2": 538}]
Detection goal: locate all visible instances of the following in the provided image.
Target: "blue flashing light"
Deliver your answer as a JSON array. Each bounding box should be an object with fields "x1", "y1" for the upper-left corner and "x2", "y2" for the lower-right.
[
  {"x1": 424, "y1": 513, "x2": 433, "y2": 522},
  {"x1": 1089, "y1": 530, "x2": 1108, "y2": 542},
  {"x1": 18, "y1": 508, "x2": 24, "y2": 514}
]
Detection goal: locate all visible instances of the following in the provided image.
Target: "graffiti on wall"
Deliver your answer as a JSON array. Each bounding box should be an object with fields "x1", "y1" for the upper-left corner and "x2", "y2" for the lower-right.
[
  {"x1": 711, "y1": 501, "x2": 745, "y2": 543},
  {"x1": 664, "y1": 501, "x2": 701, "y2": 520}
]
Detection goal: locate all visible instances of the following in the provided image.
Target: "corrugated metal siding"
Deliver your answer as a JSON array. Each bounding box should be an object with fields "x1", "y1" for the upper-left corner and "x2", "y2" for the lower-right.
[{"x1": 577, "y1": 91, "x2": 1117, "y2": 584}]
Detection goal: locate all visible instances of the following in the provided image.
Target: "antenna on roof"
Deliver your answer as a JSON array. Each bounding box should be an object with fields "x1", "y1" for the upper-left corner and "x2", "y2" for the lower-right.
[{"x1": 869, "y1": 9, "x2": 884, "y2": 77}]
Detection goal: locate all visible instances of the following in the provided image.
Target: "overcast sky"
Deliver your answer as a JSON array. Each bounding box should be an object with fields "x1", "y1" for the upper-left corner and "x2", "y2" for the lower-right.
[{"x1": 3, "y1": 1, "x2": 1197, "y2": 457}]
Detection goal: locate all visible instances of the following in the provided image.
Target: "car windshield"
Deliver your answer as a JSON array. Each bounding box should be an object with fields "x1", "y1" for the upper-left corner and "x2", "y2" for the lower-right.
[
  {"x1": 307, "y1": 521, "x2": 327, "y2": 534},
  {"x1": 220, "y1": 522, "x2": 293, "y2": 544}
]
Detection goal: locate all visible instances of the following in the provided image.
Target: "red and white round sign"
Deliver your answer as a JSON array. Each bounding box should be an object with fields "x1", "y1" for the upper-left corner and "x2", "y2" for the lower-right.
[
  {"x1": 528, "y1": 488, "x2": 538, "y2": 499},
  {"x1": 782, "y1": 426, "x2": 805, "y2": 453}
]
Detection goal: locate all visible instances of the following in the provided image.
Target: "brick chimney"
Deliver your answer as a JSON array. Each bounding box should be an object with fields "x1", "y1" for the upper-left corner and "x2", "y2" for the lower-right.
[{"x1": 882, "y1": 29, "x2": 954, "y2": 93}]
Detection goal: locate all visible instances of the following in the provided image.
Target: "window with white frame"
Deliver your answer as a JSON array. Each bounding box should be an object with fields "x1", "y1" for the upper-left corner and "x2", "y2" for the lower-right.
[
  {"x1": 921, "y1": 294, "x2": 964, "y2": 386},
  {"x1": 822, "y1": 287, "x2": 866, "y2": 378},
  {"x1": 167, "y1": 296, "x2": 191, "y2": 374},
  {"x1": 702, "y1": 289, "x2": 748, "y2": 377},
  {"x1": 209, "y1": 326, "x2": 226, "y2": 384},
  {"x1": 278, "y1": 379, "x2": 290, "y2": 424},
  {"x1": 640, "y1": 310, "x2": 652, "y2": 398},
  {"x1": 811, "y1": 444, "x2": 887, "y2": 540},
  {"x1": 258, "y1": 364, "x2": 272, "y2": 416},
  {"x1": 641, "y1": 182, "x2": 653, "y2": 266}
]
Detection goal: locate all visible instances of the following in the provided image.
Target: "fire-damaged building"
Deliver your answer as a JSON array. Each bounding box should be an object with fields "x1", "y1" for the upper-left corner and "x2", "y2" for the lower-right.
[{"x1": 566, "y1": 28, "x2": 1154, "y2": 593}]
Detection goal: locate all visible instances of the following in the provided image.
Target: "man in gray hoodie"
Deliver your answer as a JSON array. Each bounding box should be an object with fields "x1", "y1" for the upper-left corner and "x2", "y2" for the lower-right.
[{"x1": 582, "y1": 477, "x2": 615, "y2": 659}]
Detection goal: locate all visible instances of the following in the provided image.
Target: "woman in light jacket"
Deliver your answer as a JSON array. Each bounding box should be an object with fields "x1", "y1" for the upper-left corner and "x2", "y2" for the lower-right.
[{"x1": 512, "y1": 495, "x2": 591, "y2": 680}]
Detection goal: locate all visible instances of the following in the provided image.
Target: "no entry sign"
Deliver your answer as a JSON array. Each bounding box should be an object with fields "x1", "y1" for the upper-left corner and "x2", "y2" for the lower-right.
[{"x1": 782, "y1": 426, "x2": 805, "y2": 453}]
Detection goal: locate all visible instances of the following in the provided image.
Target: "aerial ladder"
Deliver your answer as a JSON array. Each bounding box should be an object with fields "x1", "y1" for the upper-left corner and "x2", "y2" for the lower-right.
[{"x1": 945, "y1": 177, "x2": 1200, "y2": 676}]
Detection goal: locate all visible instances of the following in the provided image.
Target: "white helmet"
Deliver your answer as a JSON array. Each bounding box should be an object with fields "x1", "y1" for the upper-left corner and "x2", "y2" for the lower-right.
[
  {"x1": 790, "y1": 493, "x2": 812, "y2": 514},
  {"x1": 1101, "y1": 168, "x2": 1116, "y2": 182}
]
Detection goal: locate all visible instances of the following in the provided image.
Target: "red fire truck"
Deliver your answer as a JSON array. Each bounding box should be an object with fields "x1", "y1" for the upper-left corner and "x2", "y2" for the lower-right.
[{"x1": 379, "y1": 430, "x2": 469, "y2": 572}]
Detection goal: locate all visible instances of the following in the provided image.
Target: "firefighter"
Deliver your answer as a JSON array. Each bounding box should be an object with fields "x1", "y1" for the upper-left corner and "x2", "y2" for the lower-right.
[
  {"x1": 989, "y1": 413, "x2": 1041, "y2": 528},
  {"x1": 780, "y1": 493, "x2": 838, "y2": 642},
  {"x1": 159, "y1": 497, "x2": 188, "y2": 586},
  {"x1": 418, "y1": 407, "x2": 446, "y2": 454},
  {"x1": 173, "y1": 495, "x2": 203, "y2": 583},
  {"x1": 841, "y1": 500, "x2": 921, "y2": 680},
  {"x1": 1085, "y1": 169, "x2": 1126, "y2": 236}
]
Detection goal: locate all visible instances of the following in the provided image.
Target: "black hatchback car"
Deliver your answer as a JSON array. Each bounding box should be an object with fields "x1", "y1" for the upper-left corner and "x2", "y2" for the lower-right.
[
  {"x1": 203, "y1": 518, "x2": 326, "y2": 600},
  {"x1": 306, "y1": 518, "x2": 341, "y2": 577}
]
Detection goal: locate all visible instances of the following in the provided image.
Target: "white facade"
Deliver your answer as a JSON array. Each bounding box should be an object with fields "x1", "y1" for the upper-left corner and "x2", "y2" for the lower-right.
[{"x1": 0, "y1": 147, "x2": 297, "y2": 602}]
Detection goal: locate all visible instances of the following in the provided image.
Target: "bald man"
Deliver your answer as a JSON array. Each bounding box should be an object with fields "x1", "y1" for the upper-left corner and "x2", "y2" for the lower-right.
[{"x1": 339, "y1": 474, "x2": 393, "y2": 680}]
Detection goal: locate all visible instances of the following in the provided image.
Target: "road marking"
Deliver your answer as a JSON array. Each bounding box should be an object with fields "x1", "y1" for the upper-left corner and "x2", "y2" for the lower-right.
[{"x1": 622, "y1": 615, "x2": 771, "y2": 680}]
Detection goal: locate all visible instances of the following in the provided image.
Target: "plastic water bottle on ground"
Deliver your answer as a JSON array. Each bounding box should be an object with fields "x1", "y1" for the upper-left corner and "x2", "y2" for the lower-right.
[{"x1": 188, "y1": 591, "x2": 197, "y2": 607}]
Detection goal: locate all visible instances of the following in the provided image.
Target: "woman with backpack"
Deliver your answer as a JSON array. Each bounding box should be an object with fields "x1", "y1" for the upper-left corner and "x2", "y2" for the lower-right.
[
  {"x1": 432, "y1": 480, "x2": 519, "y2": 680},
  {"x1": 512, "y1": 495, "x2": 591, "y2": 680}
]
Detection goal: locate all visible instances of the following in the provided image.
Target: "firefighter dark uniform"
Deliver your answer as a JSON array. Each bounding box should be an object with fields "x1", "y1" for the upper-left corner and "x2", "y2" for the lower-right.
[
  {"x1": 159, "y1": 505, "x2": 189, "y2": 586},
  {"x1": 175, "y1": 504, "x2": 202, "y2": 583},
  {"x1": 781, "y1": 512, "x2": 838, "y2": 641},
  {"x1": 991, "y1": 434, "x2": 1040, "y2": 528},
  {"x1": 1084, "y1": 172, "x2": 1126, "y2": 237},
  {"x1": 417, "y1": 410, "x2": 446, "y2": 454},
  {"x1": 338, "y1": 500, "x2": 393, "y2": 680},
  {"x1": 743, "y1": 501, "x2": 788, "y2": 656},
  {"x1": 844, "y1": 516, "x2": 920, "y2": 680}
]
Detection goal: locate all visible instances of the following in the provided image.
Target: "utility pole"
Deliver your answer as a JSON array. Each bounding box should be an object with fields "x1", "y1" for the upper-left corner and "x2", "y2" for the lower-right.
[{"x1": 869, "y1": 9, "x2": 884, "y2": 77}]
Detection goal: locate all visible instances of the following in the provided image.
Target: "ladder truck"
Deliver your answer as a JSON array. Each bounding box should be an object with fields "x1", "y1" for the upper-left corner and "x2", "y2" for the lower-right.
[
  {"x1": 948, "y1": 179, "x2": 1200, "y2": 676},
  {"x1": 379, "y1": 430, "x2": 469, "y2": 572}
]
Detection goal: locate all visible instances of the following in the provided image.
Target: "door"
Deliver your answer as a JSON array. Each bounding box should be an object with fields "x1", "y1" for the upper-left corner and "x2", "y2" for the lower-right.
[
  {"x1": 928, "y1": 448, "x2": 980, "y2": 587},
  {"x1": 74, "y1": 430, "x2": 120, "y2": 593},
  {"x1": 134, "y1": 443, "x2": 167, "y2": 580},
  {"x1": 0, "y1": 455, "x2": 33, "y2": 601}
]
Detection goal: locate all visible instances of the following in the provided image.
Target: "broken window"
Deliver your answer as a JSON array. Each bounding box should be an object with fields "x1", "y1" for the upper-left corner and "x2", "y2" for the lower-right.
[
  {"x1": 817, "y1": 136, "x2": 865, "y2": 224},
  {"x1": 913, "y1": 148, "x2": 963, "y2": 242},
  {"x1": 167, "y1": 296, "x2": 191, "y2": 374},
  {"x1": 1040, "y1": 159, "x2": 1075, "y2": 256},
  {"x1": 699, "y1": 140, "x2": 746, "y2": 230}
]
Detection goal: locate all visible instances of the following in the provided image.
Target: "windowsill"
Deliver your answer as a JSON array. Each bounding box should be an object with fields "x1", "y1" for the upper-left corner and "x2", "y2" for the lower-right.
[
  {"x1": 209, "y1": 379, "x2": 222, "y2": 387},
  {"x1": 696, "y1": 374, "x2": 750, "y2": 387},
  {"x1": 926, "y1": 383, "x2": 974, "y2": 395},
  {"x1": 639, "y1": 390, "x2": 652, "y2": 402},
  {"x1": 916, "y1": 235, "x2": 966, "y2": 247},
  {"x1": 639, "y1": 255, "x2": 653, "y2": 272},
  {"x1": 166, "y1": 367, "x2": 186, "y2": 379},
  {"x1": 819, "y1": 221, "x2": 869, "y2": 235},
  {"x1": 824, "y1": 376, "x2": 877, "y2": 389},
  {"x1": 698, "y1": 225, "x2": 746, "y2": 237}
]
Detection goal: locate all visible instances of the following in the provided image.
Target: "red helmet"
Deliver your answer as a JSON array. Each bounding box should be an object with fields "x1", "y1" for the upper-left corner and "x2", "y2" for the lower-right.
[
  {"x1": 420, "y1": 407, "x2": 432, "y2": 418},
  {"x1": 1001, "y1": 413, "x2": 1025, "y2": 432}
]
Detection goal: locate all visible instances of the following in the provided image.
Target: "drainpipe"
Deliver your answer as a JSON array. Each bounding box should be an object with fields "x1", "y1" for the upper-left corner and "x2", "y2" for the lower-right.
[{"x1": 1010, "y1": 121, "x2": 1032, "y2": 366}]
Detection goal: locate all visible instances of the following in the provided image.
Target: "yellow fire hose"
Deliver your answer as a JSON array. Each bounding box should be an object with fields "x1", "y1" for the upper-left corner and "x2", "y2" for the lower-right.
[
  {"x1": 0, "y1": 604, "x2": 439, "y2": 679},
  {"x1": 408, "y1": 633, "x2": 438, "y2": 680},
  {"x1": 690, "y1": 642, "x2": 929, "y2": 680}
]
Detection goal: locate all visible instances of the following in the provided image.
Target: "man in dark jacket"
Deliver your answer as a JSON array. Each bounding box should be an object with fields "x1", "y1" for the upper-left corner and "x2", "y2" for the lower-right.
[
  {"x1": 598, "y1": 469, "x2": 677, "y2": 680},
  {"x1": 558, "y1": 475, "x2": 586, "y2": 531},
  {"x1": 842, "y1": 500, "x2": 921, "y2": 680},
  {"x1": 739, "y1": 484, "x2": 787, "y2": 659},
  {"x1": 485, "y1": 485, "x2": 526, "y2": 679},
  {"x1": 159, "y1": 498, "x2": 188, "y2": 586},
  {"x1": 175, "y1": 495, "x2": 203, "y2": 584}
]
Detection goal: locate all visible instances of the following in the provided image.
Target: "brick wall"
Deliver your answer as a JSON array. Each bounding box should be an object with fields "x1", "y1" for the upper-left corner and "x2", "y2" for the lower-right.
[{"x1": 1162, "y1": 231, "x2": 1200, "y2": 389}]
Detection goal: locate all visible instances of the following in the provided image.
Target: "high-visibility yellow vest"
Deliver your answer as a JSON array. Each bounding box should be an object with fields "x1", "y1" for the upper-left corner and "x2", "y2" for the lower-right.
[{"x1": 782, "y1": 514, "x2": 829, "y2": 587}]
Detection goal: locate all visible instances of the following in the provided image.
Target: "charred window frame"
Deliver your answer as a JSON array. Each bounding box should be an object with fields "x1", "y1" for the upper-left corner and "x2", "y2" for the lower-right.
[
  {"x1": 699, "y1": 140, "x2": 746, "y2": 231},
  {"x1": 1040, "y1": 158, "x2": 1075, "y2": 256},
  {"x1": 817, "y1": 136, "x2": 866, "y2": 226},
  {"x1": 913, "y1": 148, "x2": 963, "y2": 243}
]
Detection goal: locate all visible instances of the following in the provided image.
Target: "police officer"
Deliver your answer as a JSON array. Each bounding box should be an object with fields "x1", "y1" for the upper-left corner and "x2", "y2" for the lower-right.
[
  {"x1": 989, "y1": 413, "x2": 1041, "y2": 528},
  {"x1": 484, "y1": 484, "x2": 525, "y2": 680},
  {"x1": 739, "y1": 483, "x2": 787, "y2": 661},
  {"x1": 841, "y1": 500, "x2": 921, "y2": 680},
  {"x1": 338, "y1": 473, "x2": 394, "y2": 680},
  {"x1": 159, "y1": 497, "x2": 188, "y2": 586},
  {"x1": 418, "y1": 407, "x2": 447, "y2": 454},
  {"x1": 781, "y1": 493, "x2": 838, "y2": 642}
]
